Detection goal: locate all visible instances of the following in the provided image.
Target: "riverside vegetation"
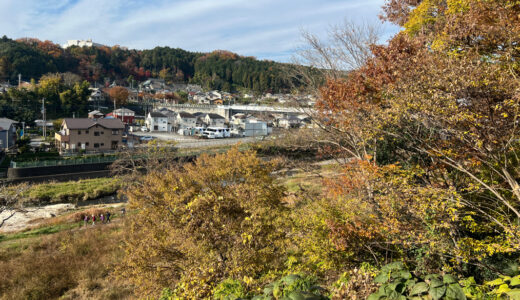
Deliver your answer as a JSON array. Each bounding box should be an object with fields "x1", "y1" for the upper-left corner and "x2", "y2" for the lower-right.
[{"x1": 2, "y1": 0, "x2": 520, "y2": 299}]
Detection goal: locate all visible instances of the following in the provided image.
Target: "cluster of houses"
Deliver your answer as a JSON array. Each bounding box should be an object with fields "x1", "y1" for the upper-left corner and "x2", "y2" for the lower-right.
[
  {"x1": 143, "y1": 107, "x2": 312, "y2": 137},
  {"x1": 84, "y1": 77, "x2": 317, "y2": 108}
]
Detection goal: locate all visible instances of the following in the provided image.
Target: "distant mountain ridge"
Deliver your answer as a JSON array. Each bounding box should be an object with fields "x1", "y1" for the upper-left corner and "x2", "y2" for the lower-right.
[{"x1": 0, "y1": 36, "x2": 291, "y2": 93}]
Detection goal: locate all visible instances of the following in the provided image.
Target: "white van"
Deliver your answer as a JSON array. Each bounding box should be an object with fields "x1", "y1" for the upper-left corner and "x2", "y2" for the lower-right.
[{"x1": 202, "y1": 127, "x2": 229, "y2": 139}]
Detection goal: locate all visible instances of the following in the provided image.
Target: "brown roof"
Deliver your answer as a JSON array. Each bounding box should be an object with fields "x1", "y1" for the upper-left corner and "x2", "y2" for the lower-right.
[
  {"x1": 63, "y1": 118, "x2": 124, "y2": 130},
  {"x1": 63, "y1": 118, "x2": 96, "y2": 129},
  {"x1": 97, "y1": 118, "x2": 125, "y2": 129}
]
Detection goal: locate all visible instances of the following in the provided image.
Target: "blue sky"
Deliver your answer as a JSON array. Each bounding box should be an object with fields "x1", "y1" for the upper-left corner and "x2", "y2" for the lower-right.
[{"x1": 0, "y1": 0, "x2": 400, "y2": 62}]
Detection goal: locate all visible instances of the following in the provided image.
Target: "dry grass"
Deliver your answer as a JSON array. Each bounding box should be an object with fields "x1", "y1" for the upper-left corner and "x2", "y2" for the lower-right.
[{"x1": 0, "y1": 218, "x2": 133, "y2": 299}]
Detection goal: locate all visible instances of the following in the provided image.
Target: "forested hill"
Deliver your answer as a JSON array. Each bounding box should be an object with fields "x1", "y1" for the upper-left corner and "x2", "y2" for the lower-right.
[{"x1": 0, "y1": 36, "x2": 291, "y2": 93}]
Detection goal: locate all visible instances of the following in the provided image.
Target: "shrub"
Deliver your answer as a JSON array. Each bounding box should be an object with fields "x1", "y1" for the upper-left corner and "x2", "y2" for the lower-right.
[
  {"x1": 368, "y1": 262, "x2": 466, "y2": 300},
  {"x1": 252, "y1": 274, "x2": 328, "y2": 300},
  {"x1": 213, "y1": 279, "x2": 247, "y2": 300}
]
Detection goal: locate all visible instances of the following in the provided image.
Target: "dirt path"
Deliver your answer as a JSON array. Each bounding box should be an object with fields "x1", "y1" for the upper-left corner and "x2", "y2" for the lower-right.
[
  {"x1": 0, "y1": 203, "x2": 75, "y2": 233},
  {"x1": 0, "y1": 200, "x2": 126, "y2": 234}
]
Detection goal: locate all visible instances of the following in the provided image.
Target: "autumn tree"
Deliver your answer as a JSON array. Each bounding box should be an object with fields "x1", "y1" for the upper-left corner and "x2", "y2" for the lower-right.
[
  {"x1": 108, "y1": 86, "x2": 129, "y2": 110},
  {"x1": 294, "y1": 0, "x2": 520, "y2": 277},
  {"x1": 116, "y1": 147, "x2": 287, "y2": 298}
]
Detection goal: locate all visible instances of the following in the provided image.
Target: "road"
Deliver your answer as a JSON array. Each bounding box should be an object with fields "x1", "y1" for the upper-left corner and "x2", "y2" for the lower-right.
[{"x1": 131, "y1": 131, "x2": 261, "y2": 148}]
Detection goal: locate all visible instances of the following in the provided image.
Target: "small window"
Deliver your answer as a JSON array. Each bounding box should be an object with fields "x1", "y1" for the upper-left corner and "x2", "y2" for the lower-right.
[
  {"x1": 101, "y1": 131, "x2": 104, "y2": 135},
  {"x1": 94, "y1": 143, "x2": 100, "y2": 148},
  {"x1": 78, "y1": 130, "x2": 81, "y2": 135},
  {"x1": 77, "y1": 142, "x2": 81, "y2": 146},
  {"x1": 94, "y1": 132, "x2": 100, "y2": 136},
  {"x1": 101, "y1": 143, "x2": 104, "y2": 146},
  {"x1": 112, "y1": 130, "x2": 119, "y2": 135},
  {"x1": 86, "y1": 142, "x2": 89, "y2": 146},
  {"x1": 85, "y1": 130, "x2": 89, "y2": 134}
]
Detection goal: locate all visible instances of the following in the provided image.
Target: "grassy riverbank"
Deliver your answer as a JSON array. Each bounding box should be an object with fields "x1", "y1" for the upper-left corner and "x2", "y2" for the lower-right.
[{"x1": 23, "y1": 177, "x2": 121, "y2": 203}]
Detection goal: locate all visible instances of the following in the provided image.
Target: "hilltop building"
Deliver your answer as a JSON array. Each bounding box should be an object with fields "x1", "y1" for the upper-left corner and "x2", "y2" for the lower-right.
[{"x1": 62, "y1": 39, "x2": 104, "y2": 49}]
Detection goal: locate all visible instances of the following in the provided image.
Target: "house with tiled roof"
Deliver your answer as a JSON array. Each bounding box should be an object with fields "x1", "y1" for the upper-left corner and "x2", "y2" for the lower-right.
[
  {"x1": 0, "y1": 118, "x2": 17, "y2": 150},
  {"x1": 55, "y1": 118, "x2": 125, "y2": 152}
]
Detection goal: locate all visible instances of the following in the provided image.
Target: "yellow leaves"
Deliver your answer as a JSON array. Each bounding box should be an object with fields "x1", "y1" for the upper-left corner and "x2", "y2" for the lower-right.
[
  {"x1": 404, "y1": 0, "x2": 441, "y2": 35},
  {"x1": 119, "y1": 146, "x2": 288, "y2": 297},
  {"x1": 446, "y1": 0, "x2": 472, "y2": 14}
]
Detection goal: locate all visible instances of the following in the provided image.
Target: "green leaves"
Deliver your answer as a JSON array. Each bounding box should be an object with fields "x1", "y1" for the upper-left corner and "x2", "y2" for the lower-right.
[
  {"x1": 483, "y1": 275, "x2": 520, "y2": 299},
  {"x1": 409, "y1": 282, "x2": 428, "y2": 296},
  {"x1": 368, "y1": 263, "x2": 467, "y2": 300},
  {"x1": 252, "y1": 274, "x2": 327, "y2": 300}
]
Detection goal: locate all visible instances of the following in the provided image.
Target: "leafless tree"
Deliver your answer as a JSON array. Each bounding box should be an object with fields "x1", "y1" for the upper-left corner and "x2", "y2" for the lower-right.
[
  {"x1": 0, "y1": 183, "x2": 31, "y2": 228},
  {"x1": 263, "y1": 19, "x2": 384, "y2": 169},
  {"x1": 284, "y1": 19, "x2": 381, "y2": 94},
  {"x1": 110, "y1": 141, "x2": 180, "y2": 185}
]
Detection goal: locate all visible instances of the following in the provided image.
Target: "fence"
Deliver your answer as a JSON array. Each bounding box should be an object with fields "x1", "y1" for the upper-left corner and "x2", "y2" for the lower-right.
[
  {"x1": 10, "y1": 155, "x2": 119, "y2": 168},
  {"x1": 10, "y1": 144, "x2": 253, "y2": 169}
]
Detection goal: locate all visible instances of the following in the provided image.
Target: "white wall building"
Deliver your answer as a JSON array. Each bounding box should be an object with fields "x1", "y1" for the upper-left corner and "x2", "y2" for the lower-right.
[
  {"x1": 146, "y1": 112, "x2": 169, "y2": 132},
  {"x1": 62, "y1": 39, "x2": 104, "y2": 49},
  {"x1": 244, "y1": 121, "x2": 268, "y2": 137},
  {"x1": 204, "y1": 113, "x2": 226, "y2": 127},
  {"x1": 175, "y1": 112, "x2": 197, "y2": 129}
]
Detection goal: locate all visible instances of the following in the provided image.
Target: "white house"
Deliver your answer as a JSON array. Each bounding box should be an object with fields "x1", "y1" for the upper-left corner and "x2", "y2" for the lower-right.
[
  {"x1": 231, "y1": 113, "x2": 257, "y2": 129},
  {"x1": 88, "y1": 88, "x2": 105, "y2": 102},
  {"x1": 203, "y1": 113, "x2": 226, "y2": 127},
  {"x1": 278, "y1": 116, "x2": 301, "y2": 129},
  {"x1": 146, "y1": 112, "x2": 169, "y2": 132},
  {"x1": 175, "y1": 111, "x2": 197, "y2": 130}
]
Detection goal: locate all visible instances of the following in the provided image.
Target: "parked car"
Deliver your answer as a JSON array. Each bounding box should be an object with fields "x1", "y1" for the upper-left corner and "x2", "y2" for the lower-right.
[
  {"x1": 141, "y1": 126, "x2": 148, "y2": 132},
  {"x1": 140, "y1": 136, "x2": 154, "y2": 141}
]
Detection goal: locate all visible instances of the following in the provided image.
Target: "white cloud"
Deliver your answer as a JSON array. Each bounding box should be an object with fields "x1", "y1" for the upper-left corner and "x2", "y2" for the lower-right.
[{"x1": 0, "y1": 0, "x2": 400, "y2": 62}]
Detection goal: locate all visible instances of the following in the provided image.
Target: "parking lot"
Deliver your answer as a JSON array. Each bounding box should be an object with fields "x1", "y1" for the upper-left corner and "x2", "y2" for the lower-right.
[{"x1": 132, "y1": 131, "x2": 259, "y2": 148}]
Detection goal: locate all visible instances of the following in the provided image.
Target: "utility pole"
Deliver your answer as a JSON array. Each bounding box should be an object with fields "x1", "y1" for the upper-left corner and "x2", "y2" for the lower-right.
[
  {"x1": 18, "y1": 73, "x2": 21, "y2": 88},
  {"x1": 42, "y1": 98, "x2": 46, "y2": 138}
]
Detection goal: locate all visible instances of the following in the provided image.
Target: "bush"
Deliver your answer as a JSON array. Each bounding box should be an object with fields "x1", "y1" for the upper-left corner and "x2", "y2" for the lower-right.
[
  {"x1": 213, "y1": 279, "x2": 247, "y2": 300},
  {"x1": 368, "y1": 262, "x2": 465, "y2": 300},
  {"x1": 252, "y1": 274, "x2": 328, "y2": 300}
]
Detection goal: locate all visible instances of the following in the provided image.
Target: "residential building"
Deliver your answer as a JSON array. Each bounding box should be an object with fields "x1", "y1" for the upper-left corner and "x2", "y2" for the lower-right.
[
  {"x1": 277, "y1": 116, "x2": 301, "y2": 129},
  {"x1": 88, "y1": 88, "x2": 105, "y2": 102},
  {"x1": 108, "y1": 108, "x2": 135, "y2": 124},
  {"x1": 244, "y1": 121, "x2": 268, "y2": 137},
  {"x1": 203, "y1": 113, "x2": 226, "y2": 127},
  {"x1": 141, "y1": 78, "x2": 165, "y2": 92},
  {"x1": 146, "y1": 112, "x2": 169, "y2": 132},
  {"x1": 0, "y1": 118, "x2": 17, "y2": 150},
  {"x1": 174, "y1": 112, "x2": 197, "y2": 130},
  {"x1": 88, "y1": 110, "x2": 104, "y2": 119},
  {"x1": 55, "y1": 118, "x2": 125, "y2": 152},
  {"x1": 231, "y1": 113, "x2": 257, "y2": 129}
]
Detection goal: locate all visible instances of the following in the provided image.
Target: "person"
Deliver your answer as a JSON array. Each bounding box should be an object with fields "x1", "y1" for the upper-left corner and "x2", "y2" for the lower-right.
[
  {"x1": 83, "y1": 215, "x2": 89, "y2": 227},
  {"x1": 120, "y1": 207, "x2": 126, "y2": 217},
  {"x1": 91, "y1": 214, "x2": 96, "y2": 226},
  {"x1": 106, "y1": 211, "x2": 111, "y2": 223},
  {"x1": 100, "y1": 214, "x2": 105, "y2": 224}
]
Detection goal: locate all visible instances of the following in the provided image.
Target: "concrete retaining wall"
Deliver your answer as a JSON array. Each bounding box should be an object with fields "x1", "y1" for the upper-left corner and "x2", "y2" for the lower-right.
[{"x1": 7, "y1": 162, "x2": 113, "y2": 179}]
